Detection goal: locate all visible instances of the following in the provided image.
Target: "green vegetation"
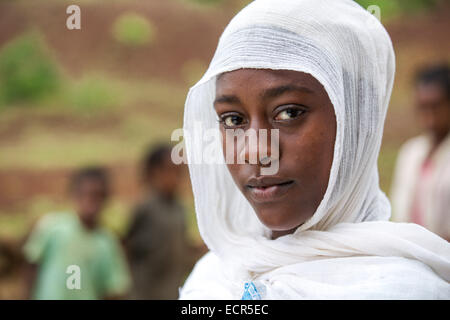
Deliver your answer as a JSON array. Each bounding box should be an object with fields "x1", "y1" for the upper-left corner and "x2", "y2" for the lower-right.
[
  {"x1": 65, "y1": 75, "x2": 122, "y2": 113},
  {"x1": 0, "y1": 31, "x2": 124, "y2": 114},
  {"x1": 0, "y1": 74, "x2": 186, "y2": 169},
  {"x1": 112, "y1": 12, "x2": 156, "y2": 47},
  {"x1": 355, "y1": 0, "x2": 441, "y2": 20},
  {"x1": 0, "y1": 31, "x2": 60, "y2": 107},
  {"x1": 183, "y1": 0, "x2": 441, "y2": 16}
]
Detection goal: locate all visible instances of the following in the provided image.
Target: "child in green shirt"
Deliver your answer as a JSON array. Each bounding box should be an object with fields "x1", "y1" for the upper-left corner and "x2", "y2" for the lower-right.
[{"x1": 23, "y1": 167, "x2": 130, "y2": 300}]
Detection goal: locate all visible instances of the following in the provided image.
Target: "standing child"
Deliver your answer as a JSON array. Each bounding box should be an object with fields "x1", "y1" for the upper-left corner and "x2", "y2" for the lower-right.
[
  {"x1": 23, "y1": 167, "x2": 130, "y2": 299},
  {"x1": 391, "y1": 64, "x2": 450, "y2": 241},
  {"x1": 125, "y1": 144, "x2": 189, "y2": 299}
]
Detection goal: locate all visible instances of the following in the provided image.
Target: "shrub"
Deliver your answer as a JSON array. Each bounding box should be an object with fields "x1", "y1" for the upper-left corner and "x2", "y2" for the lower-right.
[
  {"x1": 66, "y1": 75, "x2": 120, "y2": 113},
  {"x1": 0, "y1": 31, "x2": 60, "y2": 106},
  {"x1": 355, "y1": 0, "x2": 440, "y2": 20},
  {"x1": 112, "y1": 13, "x2": 155, "y2": 47}
]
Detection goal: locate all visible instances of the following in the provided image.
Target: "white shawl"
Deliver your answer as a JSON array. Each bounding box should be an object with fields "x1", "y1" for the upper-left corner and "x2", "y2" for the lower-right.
[{"x1": 180, "y1": 0, "x2": 450, "y2": 299}]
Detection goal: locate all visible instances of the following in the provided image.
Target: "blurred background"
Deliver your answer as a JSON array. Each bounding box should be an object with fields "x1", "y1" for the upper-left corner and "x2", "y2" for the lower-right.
[{"x1": 0, "y1": 0, "x2": 449, "y2": 299}]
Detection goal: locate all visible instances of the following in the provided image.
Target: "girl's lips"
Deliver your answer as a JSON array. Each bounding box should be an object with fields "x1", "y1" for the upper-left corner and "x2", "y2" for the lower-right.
[{"x1": 246, "y1": 180, "x2": 294, "y2": 203}]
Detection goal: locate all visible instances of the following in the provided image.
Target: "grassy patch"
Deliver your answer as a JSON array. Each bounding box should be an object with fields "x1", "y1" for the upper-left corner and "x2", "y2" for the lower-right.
[
  {"x1": 0, "y1": 116, "x2": 178, "y2": 169},
  {"x1": 355, "y1": 0, "x2": 440, "y2": 21},
  {"x1": 112, "y1": 12, "x2": 156, "y2": 47},
  {"x1": 0, "y1": 31, "x2": 61, "y2": 107},
  {"x1": 0, "y1": 74, "x2": 187, "y2": 169},
  {"x1": 65, "y1": 75, "x2": 123, "y2": 114}
]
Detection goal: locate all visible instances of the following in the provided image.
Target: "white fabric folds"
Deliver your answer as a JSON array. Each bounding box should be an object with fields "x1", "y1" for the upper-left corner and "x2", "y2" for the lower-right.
[{"x1": 180, "y1": 0, "x2": 450, "y2": 299}]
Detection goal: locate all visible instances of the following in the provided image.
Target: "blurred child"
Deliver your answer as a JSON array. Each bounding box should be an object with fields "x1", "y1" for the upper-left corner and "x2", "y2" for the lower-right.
[
  {"x1": 23, "y1": 167, "x2": 130, "y2": 299},
  {"x1": 124, "y1": 144, "x2": 188, "y2": 299},
  {"x1": 391, "y1": 63, "x2": 450, "y2": 241}
]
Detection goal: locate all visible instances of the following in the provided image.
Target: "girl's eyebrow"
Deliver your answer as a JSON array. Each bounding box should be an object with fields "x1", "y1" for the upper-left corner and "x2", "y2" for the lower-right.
[
  {"x1": 261, "y1": 84, "x2": 314, "y2": 100},
  {"x1": 214, "y1": 94, "x2": 241, "y2": 105},
  {"x1": 214, "y1": 84, "x2": 314, "y2": 106}
]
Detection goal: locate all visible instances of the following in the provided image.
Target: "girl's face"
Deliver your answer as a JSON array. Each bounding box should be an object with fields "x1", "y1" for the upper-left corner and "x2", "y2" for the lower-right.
[{"x1": 214, "y1": 69, "x2": 336, "y2": 238}]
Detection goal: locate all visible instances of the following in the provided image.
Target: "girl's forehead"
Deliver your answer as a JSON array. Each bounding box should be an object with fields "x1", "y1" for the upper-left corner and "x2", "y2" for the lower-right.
[{"x1": 216, "y1": 69, "x2": 323, "y2": 91}]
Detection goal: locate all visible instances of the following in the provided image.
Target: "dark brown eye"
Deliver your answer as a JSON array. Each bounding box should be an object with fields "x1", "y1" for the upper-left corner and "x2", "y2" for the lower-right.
[
  {"x1": 222, "y1": 114, "x2": 245, "y2": 127},
  {"x1": 275, "y1": 107, "x2": 303, "y2": 121}
]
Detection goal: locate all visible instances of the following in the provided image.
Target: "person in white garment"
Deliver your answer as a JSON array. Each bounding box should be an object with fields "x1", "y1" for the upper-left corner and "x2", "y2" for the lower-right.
[
  {"x1": 391, "y1": 64, "x2": 450, "y2": 241},
  {"x1": 179, "y1": 0, "x2": 450, "y2": 299}
]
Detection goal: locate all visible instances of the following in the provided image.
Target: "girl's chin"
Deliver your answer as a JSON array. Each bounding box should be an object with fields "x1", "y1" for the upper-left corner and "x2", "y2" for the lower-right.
[{"x1": 255, "y1": 211, "x2": 307, "y2": 234}]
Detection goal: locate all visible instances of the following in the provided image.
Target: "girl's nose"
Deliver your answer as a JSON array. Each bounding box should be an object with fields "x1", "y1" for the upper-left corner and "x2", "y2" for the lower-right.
[{"x1": 239, "y1": 128, "x2": 279, "y2": 167}]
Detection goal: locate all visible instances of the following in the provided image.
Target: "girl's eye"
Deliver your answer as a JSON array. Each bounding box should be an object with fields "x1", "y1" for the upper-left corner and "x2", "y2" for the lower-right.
[
  {"x1": 274, "y1": 107, "x2": 303, "y2": 121},
  {"x1": 221, "y1": 114, "x2": 245, "y2": 127}
]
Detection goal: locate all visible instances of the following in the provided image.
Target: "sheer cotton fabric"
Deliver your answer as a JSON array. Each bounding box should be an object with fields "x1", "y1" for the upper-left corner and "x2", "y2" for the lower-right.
[{"x1": 180, "y1": 0, "x2": 450, "y2": 299}]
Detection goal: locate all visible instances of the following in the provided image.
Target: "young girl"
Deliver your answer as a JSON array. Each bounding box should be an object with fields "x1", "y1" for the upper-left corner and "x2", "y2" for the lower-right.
[{"x1": 180, "y1": 0, "x2": 450, "y2": 299}]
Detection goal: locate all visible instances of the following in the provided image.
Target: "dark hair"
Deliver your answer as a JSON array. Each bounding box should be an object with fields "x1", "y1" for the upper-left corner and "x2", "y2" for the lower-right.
[
  {"x1": 69, "y1": 166, "x2": 110, "y2": 195},
  {"x1": 415, "y1": 63, "x2": 450, "y2": 99},
  {"x1": 142, "y1": 143, "x2": 173, "y2": 176}
]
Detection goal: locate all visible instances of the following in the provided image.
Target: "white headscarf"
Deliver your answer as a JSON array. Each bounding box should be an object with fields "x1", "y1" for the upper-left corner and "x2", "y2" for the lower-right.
[{"x1": 180, "y1": 0, "x2": 450, "y2": 299}]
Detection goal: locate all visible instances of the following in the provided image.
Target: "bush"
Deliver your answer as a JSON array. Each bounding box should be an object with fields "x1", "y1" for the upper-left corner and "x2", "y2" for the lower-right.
[
  {"x1": 0, "y1": 31, "x2": 60, "y2": 106},
  {"x1": 112, "y1": 13, "x2": 155, "y2": 47},
  {"x1": 355, "y1": 0, "x2": 440, "y2": 20},
  {"x1": 66, "y1": 75, "x2": 120, "y2": 113}
]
